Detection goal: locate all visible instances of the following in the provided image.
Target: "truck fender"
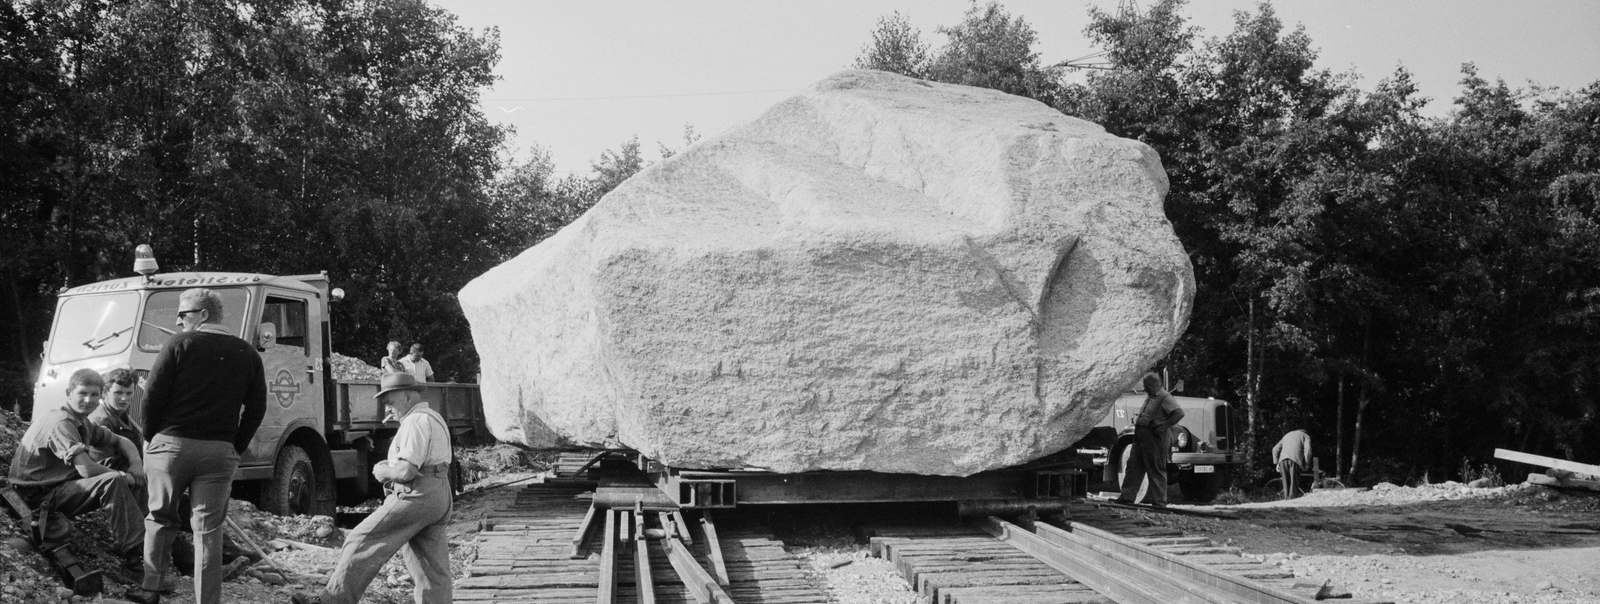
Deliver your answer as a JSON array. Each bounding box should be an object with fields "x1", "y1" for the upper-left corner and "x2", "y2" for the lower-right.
[{"x1": 266, "y1": 419, "x2": 331, "y2": 476}]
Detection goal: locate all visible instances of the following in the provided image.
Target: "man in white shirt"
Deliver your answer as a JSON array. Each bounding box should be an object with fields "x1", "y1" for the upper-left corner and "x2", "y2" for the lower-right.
[
  {"x1": 291, "y1": 372, "x2": 453, "y2": 604},
  {"x1": 400, "y1": 343, "x2": 435, "y2": 382}
]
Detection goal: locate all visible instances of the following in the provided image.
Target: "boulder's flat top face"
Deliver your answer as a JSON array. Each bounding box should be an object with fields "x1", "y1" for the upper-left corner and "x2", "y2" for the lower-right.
[{"x1": 460, "y1": 70, "x2": 1193, "y2": 476}]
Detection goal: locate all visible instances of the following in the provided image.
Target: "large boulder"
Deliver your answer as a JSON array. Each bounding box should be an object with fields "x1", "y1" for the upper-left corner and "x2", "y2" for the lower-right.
[{"x1": 460, "y1": 70, "x2": 1192, "y2": 476}]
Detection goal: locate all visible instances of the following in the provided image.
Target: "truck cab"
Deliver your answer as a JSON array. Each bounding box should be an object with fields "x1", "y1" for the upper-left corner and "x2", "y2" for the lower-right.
[
  {"x1": 32, "y1": 270, "x2": 356, "y2": 515},
  {"x1": 1072, "y1": 384, "x2": 1238, "y2": 502}
]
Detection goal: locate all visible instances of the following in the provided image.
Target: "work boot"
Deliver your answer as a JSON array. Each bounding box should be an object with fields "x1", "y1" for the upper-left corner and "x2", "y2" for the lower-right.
[
  {"x1": 119, "y1": 546, "x2": 145, "y2": 582},
  {"x1": 123, "y1": 586, "x2": 161, "y2": 604}
]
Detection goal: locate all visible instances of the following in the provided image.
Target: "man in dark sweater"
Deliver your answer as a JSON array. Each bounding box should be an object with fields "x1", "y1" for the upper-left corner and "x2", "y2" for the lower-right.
[{"x1": 126, "y1": 288, "x2": 266, "y2": 604}]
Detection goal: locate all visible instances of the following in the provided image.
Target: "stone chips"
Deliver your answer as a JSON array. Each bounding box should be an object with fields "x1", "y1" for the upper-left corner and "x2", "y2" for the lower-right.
[{"x1": 460, "y1": 70, "x2": 1193, "y2": 476}]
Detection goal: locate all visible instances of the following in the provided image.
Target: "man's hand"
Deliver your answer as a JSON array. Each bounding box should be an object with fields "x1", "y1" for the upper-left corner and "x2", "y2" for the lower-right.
[{"x1": 122, "y1": 470, "x2": 146, "y2": 489}]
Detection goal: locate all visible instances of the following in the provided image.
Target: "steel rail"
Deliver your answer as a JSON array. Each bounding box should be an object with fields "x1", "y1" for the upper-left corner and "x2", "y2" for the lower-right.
[
  {"x1": 1047, "y1": 521, "x2": 1319, "y2": 604},
  {"x1": 977, "y1": 516, "x2": 1249, "y2": 604}
]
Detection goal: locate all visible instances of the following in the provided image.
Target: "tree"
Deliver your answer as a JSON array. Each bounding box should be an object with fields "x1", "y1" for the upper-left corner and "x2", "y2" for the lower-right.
[
  {"x1": 925, "y1": 1, "x2": 1063, "y2": 105},
  {"x1": 852, "y1": 11, "x2": 929, "y2": 78}
]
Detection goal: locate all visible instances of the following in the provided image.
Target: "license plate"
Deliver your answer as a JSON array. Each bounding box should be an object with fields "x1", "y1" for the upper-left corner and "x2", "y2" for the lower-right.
[{"x1": 1193, "y1": 465, "x2": 1214, "y2": 474}]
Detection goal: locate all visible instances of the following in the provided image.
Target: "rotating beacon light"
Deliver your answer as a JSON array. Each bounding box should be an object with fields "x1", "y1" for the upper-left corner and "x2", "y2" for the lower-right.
[{"x1": 133, "y1": 244, "x2": 159, "y2": 281}]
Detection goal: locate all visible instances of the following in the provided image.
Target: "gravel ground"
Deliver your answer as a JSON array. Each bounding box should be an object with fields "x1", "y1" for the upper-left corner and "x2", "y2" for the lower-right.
[{"x1": 0, "y1": 395, "x2": 545, "y2": 604}]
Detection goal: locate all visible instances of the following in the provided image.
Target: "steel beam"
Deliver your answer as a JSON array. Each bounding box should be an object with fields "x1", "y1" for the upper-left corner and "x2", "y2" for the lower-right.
[
  {"x1": 1055, "y1": 521, "x2": 1317, "y2": 604},
  {"x1": 659, "y1": 468, "x2": 1029, "y2": 505},
  {"x1": 975, "y1": 516, "x2": 1235, "y2": 604}
]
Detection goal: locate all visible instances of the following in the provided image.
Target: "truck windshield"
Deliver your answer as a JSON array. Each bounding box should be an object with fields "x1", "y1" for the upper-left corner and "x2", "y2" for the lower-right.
[
  {"x1": 137, "y1": 288, "x2": 252, "y2": 352},
  {"x1": 48, "y1": 292, "x2": 141, "y2": 364}
]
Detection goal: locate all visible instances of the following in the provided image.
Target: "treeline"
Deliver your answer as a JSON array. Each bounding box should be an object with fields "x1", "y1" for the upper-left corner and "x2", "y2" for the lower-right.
[
  {"x1": 855, "y1": 0, "x2": 1600, "y2": 482},
  {"x1": 0, "y1": 0, "x2": 648, "y2": 410}
]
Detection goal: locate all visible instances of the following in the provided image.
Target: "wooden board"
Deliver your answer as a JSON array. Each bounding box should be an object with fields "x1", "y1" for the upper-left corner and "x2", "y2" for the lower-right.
[
  {"x1": 1527, "y1": 472, "x2": 1600, "y2": 492},
  {"x1": 1494, "y1": 448, "x2": 1600, "y2": 477}
]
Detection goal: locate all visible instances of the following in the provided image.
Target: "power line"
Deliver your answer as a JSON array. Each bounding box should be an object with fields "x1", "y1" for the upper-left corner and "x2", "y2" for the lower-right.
[{"x1": 483, "y1": 88, "x2": 800, "y2": 103}]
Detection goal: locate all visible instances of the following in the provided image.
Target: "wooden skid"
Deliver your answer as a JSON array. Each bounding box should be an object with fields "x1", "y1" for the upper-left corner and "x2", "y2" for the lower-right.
[
  {"x1": 868, "y1": 503, "x2": 1392, "y2": 604},
  {"x1": 459, "y1": 482, "x2": 830, "y2": 604}
]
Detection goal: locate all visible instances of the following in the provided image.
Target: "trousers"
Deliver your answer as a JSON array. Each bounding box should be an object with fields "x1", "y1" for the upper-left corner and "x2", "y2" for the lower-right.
[
  {"x1": 1278, "y1": 459, "x2": 1303, "y2": 499},
  {"x1": 142, "y1": 434, "x2": 239, "y2": 604},
  {"x1": 321, "y1": 473, "x2": 453, "y2": 604},
  {"x1": 1120, "y1": 425, "x2": 1172, "y2": 505},
  {"x1": 22, "y1": 472, "x2": 144, "y2": 553}
]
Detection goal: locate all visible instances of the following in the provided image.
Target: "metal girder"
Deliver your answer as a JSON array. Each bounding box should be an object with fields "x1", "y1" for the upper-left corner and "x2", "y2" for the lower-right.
[
  {"x1": 655, "y1": 467, "x2": 1032, "y2": 506},
  {"x1": 1055, "y1": 521, "x2": 1318, "y2": 604}
]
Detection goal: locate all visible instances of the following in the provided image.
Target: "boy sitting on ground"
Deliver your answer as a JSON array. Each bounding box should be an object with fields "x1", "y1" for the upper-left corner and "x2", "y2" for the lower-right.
[{"x1": 9, "y1": 368, "x2": 149, "y2": 577}]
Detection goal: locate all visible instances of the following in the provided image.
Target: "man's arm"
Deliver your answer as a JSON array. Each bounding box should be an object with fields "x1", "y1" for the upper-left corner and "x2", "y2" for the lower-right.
[
  {"x1": 373, "y1": 459, "x2": 420, "y2": 483},
  {"x1": 1272, "y1": 441, "x2": 1284, "y2": 460},
  {"x1": 234, "y1": 349, "x2": 268, "y2": 454},
  {"x1": 142, "y1": 337, "x2": 182, "y2": 436},
  {"x1": 1164, "y1": 407, "x2": 1185, "y2": 430},
  {"x1": 1300, "y1": 435, "x2": 1313, "y2": 463},
  {"x1": 113, "y1": 435, "x2": 144, "y2": 476}
]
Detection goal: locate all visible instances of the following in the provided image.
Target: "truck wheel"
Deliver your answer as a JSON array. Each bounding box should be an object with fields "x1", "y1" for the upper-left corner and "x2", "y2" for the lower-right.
[
  {"x1": 266, "y1": 445, "x2": 332, "y2": 517},
  {"x1": 1179, "y1": 472, "x2": 1219, "y2": 503}
]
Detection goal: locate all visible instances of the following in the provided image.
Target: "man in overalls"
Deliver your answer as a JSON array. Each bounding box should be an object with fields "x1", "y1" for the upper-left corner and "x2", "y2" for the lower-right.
[{"x1": 292, "y1": 372, "x2": 454, "y2": 604}]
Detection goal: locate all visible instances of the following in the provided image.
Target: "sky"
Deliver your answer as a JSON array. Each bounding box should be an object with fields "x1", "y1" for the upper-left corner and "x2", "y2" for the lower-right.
[{"x1": 427, "y1": 0, "x2": 1600, "y2": 176}]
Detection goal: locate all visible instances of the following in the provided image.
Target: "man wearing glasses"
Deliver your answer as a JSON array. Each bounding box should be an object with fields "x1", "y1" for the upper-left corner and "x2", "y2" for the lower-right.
[{"x1": 126, "y1": 288, "x2": 266, "y2": 604}]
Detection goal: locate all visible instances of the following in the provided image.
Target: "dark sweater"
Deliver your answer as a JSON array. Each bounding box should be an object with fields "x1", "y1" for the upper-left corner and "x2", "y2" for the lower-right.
[{"x1": 143, "y1": 328, "x2": 267, "y2": 453}]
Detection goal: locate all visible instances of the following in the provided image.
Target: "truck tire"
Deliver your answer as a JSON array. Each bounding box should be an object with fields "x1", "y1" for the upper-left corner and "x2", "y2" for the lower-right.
[
  {"x1": 266, "y1": 445, "x2": 333, "y2": 517},
  {"x1": 1179, "y1": 471, "x2": 1220, "y2": 502}
]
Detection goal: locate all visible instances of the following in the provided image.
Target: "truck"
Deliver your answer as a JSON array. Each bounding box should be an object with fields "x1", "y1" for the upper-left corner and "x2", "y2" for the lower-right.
[
  {"x1": 1070, "y1": 379, "x2": 1239, "y2": 502},
  {"x1": 28, "y1": 246, "x2": 487, "y2": 517}
]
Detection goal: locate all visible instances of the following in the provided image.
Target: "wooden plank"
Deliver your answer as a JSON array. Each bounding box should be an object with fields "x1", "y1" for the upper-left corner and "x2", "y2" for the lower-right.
[
  {"x1": 573, "y1": 503, "x2": 600, "y2": 559},
  {"x1": 1055, "y1": 521, "x2": 1317, "y2": 604},
  {"x1": 597, "y1": 509, "x2": 618, "y2": 604},
  {"x1": 1527, "y1": 472, "x2": 1600, "y2": 492},
  {"x1": 672, "y1": 511, "x2": 694, "y2": 544},
  {"x1": 700, "y1": 510, "x2": 731, "y2": 587},
  {"x1": 1494, "y1": 448, "x2": 1600, "y2": 477},
  {"x1": 633, "y1": 507, "x2": 657, "y2": 604},
  {"x1": 662, "y1": 531, "x2": 733, "y2": 604}
]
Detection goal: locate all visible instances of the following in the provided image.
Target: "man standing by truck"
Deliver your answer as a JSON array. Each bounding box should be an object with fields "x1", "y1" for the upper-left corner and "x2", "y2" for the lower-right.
[
  {"x1": 126, "y1": 288, "x2": 266, "y2": 604},
  {"x1": 1117, "y1": 372, "x2": 1185, "y2": 507},
  {"x1": 292, "y1": 372, "x2": 454, "y2": 604}
]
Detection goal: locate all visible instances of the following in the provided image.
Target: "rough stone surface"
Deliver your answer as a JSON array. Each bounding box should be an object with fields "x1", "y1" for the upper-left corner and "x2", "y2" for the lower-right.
[{"x1": 460, "y1": 70, "x2": 1193, "y2": 476}]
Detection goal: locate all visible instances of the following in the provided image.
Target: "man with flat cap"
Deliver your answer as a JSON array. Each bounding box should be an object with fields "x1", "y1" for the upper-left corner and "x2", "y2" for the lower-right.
[{"x1": 292, "y1": 372, "x2": 453, "y2": 604}]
